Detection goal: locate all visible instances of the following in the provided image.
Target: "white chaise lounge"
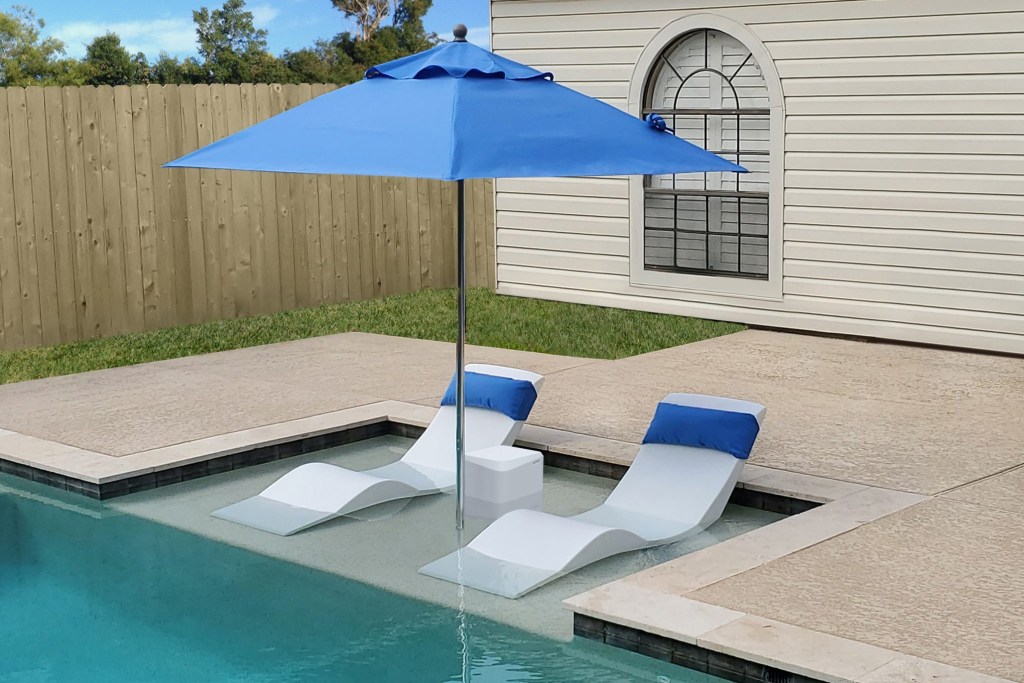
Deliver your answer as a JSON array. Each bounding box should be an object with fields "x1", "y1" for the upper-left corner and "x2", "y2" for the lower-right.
[
  {"x1": 212, "y1": 364, "x2": 544, "y2": 536},
  {"x1": 419, "y1": 392, "x2": 765, "y2": 598}
]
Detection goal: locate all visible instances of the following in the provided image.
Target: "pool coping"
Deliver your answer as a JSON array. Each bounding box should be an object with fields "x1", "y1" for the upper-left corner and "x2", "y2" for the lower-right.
[
  {"x1": 563, "y1": 487, "x2": 1010, "y2": 683},
  {"x1": 0, "y1": 401, "x2": 820, "y2": 510},
  {"x1": 0, "y1": 403, "x2": 1006, "y2": 683}
]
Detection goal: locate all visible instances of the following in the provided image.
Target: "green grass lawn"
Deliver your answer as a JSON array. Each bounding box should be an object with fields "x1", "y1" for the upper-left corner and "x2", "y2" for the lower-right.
[{"x1": 0, "y1": 288, "x2": 744, "y2": 385}]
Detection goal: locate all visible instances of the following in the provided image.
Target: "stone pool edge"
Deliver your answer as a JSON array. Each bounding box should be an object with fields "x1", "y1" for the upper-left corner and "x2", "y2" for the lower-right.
[
  {"x1": 563, "y1": 483, "x2": 1010, "y2": 683},
  {"x1": 0, "y1": 401, "x2": 820, "y2": 513}
]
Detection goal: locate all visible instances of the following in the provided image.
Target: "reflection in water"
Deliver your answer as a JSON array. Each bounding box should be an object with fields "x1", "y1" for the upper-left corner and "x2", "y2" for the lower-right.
[{"x1": 0, "y1": 475, "x2": 720, "y2": 682}]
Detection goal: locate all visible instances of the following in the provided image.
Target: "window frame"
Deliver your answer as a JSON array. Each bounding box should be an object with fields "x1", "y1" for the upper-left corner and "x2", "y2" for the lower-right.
[{"x1": 628, "y1": 15, "x2": 784, "y2": 301}]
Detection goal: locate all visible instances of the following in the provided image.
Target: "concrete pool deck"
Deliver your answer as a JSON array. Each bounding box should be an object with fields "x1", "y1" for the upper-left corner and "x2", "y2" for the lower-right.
[{"x1": 0, "y1": 329, "x2": 1021, "y2": 681}]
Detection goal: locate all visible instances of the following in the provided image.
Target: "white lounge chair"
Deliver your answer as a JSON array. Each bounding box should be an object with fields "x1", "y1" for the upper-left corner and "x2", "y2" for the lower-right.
[
  {"x1": 419, "y1": 392, "x2": 765, "y2": 598},
  {"x1": 212, "y1": 364, "x2": 544, "y2": 535}
]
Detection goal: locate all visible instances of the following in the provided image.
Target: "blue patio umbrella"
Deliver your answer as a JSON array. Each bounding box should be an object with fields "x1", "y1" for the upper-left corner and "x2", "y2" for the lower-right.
[{"x1": 166, "y1": 26, "x2": 744, "y2": 529}]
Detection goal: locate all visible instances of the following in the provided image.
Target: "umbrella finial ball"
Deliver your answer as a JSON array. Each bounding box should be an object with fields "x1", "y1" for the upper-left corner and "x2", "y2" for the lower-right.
[{"x1": 453, "y1": 24, "x2": 468, "y2": 42}]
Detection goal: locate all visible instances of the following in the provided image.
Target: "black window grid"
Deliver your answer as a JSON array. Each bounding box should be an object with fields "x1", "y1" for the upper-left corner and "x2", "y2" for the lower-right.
[{"x1": 641, "y1": 29, "x2": 770, "y2": 281}]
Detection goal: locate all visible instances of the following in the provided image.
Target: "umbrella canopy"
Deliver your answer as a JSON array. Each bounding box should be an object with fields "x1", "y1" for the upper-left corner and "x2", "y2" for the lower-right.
[
  {"x1": 165, "y1": 37, "x2": 743, "y2": 179},
  {"x1": 166, "y1": 28, "x2": 743, "y2": 531}
]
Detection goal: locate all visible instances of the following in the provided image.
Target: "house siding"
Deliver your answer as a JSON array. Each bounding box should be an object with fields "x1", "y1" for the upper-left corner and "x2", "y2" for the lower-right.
[{"x1": 490, "y1": 0, "x2": 1024, "y2": 354}]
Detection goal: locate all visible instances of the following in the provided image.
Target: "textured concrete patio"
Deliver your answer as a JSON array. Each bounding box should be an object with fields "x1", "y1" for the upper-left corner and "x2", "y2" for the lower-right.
[{"x1": 0, "y1": 329, "x2": 1021, "y2": 680}]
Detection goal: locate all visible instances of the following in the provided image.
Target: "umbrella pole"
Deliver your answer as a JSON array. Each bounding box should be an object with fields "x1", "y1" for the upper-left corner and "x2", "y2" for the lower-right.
[{"x1": 455, "y1": 178, "x2": 467, "y2": 531}]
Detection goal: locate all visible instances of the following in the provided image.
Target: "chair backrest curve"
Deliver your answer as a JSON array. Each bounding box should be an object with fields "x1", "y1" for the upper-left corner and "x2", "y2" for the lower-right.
[
  {"x1": 603, "y1": 393, "x2": 765, "y2": 528},
  {"x1": 400, "y1": 364, "x2": 543, "y2": 471}
]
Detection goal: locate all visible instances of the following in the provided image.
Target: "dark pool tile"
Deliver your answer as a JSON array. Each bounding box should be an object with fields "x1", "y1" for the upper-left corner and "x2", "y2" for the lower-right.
[
  {"x1": 99, "y1": 478, "x2": 130, "y2": 499},
  {"x1": 637, "y1": 631, "x2": 673, "y2": 662},
  {"x1": 670, "y1": 641, "x2": 709, "y2": 673},
  {"x1": 789, "y1": 498, "x2": 821, "y2": 514},
  {"x1": 707, "y1": 651, "x2": 748, "y2": 683},
  {"x1": 590, "y1": 460, "x2": 626, "y2": 480},
  {"x1": 64, "y1": 479, "x2": 89, "y2": 496},
  {"x1": 572, "y1": 614, "x2": 605, "y2": 641},
  {"x1": 604, "y1": 623, "x2": 639, "y2": 652},
  {"x1": 0, "y1": 459, "x2": 17, "y2": 475},
  {"x1": 180, "y1": 460, "x2": 209, "y2": 481},
  {"x1": 80, "y1": 481, "x2": 102, "y2": 499},
  {"x1": 127, "y1": 473, "x2": 156, "y2": 494},
  {"x1": 206, "y1": 456, "x2": 233, "y2": 476},
  {"x1": 246, "y1": 445, "x2": 279, "y2": 466},
  {"x1": 760, "y1": 494, "x2": 792, "y2": 516},
  {"x1": 276, "y1": 439, "x2": 306, "y2": 459},
  {"x1": 156, "y1": 467, "x2": 183, "y2": 487}
]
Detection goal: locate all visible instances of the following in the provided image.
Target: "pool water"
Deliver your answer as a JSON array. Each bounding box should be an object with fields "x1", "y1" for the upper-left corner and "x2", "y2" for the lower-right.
[{"x1": 0, "y1": 474, "x2": 729, "y2": 682}]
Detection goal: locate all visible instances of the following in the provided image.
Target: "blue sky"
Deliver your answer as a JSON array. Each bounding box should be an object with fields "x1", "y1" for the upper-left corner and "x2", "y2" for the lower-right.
[{"x1": 25, "y1": 0, "x2": 490, "y2": 60}]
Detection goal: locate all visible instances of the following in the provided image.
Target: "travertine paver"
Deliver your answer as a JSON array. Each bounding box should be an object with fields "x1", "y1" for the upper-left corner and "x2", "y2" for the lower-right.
[
  {"x1": 690, "y1": 498, "x2": 1024, "y2": 681},
  {"x1": 529, "y1": 330, "x2": 1024, "y2": 494},
  {"x1": 0, "y1": 333, "x2": 594, "y2": 456},
  {"x1": 942, "y1": 465, "x2": 1024, "y2": 515}
]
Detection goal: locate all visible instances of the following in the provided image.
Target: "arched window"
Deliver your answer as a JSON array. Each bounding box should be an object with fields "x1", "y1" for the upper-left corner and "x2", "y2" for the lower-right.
[{"x1": 642, "y1": 29, "x2": 770, "y2": 280}]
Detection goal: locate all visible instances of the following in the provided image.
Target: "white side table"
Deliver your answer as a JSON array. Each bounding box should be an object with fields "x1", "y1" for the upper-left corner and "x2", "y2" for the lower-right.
[{"x1": 464, "y1": 446, "x2": 543, "y2": 522}]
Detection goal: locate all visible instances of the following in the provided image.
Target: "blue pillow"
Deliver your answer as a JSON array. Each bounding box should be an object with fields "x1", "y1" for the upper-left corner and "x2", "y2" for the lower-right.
[
  {"x1": 440, "y1": 371, "x2": 538, "y2": 421},
  {"x1": 642, "y1": 402, "x2": 761, "y2": 460}
]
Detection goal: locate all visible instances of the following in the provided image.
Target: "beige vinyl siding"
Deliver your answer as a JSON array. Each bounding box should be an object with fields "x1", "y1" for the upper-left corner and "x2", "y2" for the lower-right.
[{"x1": 490, "y1": 0, "x2": 1024, "y2": 354}]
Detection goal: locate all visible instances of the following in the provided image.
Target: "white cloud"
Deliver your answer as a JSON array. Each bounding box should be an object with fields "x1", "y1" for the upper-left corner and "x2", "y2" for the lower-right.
[
  {"x1": 250, "y1": 3, "x2": 280, "y2": 28},
  {"x1": 51, "y1": 18, "x2": 197, "y2": 59},
  {"x1": 465, "y1": 25, "x2": 490, "y2": 49}
]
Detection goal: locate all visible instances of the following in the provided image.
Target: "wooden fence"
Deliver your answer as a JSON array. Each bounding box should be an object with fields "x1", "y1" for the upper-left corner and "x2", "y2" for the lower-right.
[{"x1": 0, "y1": 83, "x2": 495, "y2": 351}]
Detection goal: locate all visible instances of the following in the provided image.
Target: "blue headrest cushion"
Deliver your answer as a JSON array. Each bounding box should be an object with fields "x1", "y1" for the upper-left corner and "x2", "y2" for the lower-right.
[
  {"x1": 440, "y1": 371, "x2": 538, "y2": 422},
  {"x1": 642, "y1": 402, "x2": 761, "y2": 459}
]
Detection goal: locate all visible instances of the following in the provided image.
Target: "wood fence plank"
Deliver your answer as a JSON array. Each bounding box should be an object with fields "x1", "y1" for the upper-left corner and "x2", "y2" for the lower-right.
[
  {"x1": 77, "y1": 87, "x2": 111, "y2": 338},
  {"x1": 329, "y1": 173, "x2": 349, "y2": 302},
  {"x1": 473, "y1": 179, "x2": 487, "y2": 288},
  {"x1": 357, "y1": 174, "x2": 374, "y2": 297},
  {"x1": 393, "y1": 176, "x2": 410, "y2": 293},
  {"x1": 42, "y1": 86, "x2": 78, "y2": 342},
  {"x1": 343, "y1": 174, "x2": 362, "y2": 301},
  {"x1": 0, "y1": 89, "x2": 24, "y2": 347},
  {"x1": 61, "y1": 86, "x2": 95, "y2": 340},
  {"x1": 427, "y1": 179, "x2": 445, "y2": 289},
  {"x1": 176, "y1": 85, "x2": 206, "y2": 322},
  {"x1": 131, "y1": 85, "x2": 160, "y2": 328},
  {"x1": 208, "y1": 84, "x2": 237, "y2": 319},
  {"x1": 238, "y1": 83, "x2": 265, "y2": 313},
  {"x1": 254, "y1": 84, "x2": 281, "y2": 313},
  {"x1": 162, "y1": 84, "x2": 193, "y2": 324},
  {"x1": 484, "y1": 179, "x2": 496, "y2": 287},
  {"x1": 95, "y1": 85, "x2": 130, "y2": 337},
  {"x1": 25, "y1": 87, "x2": 62, "y2": 345},
  {"x1": 415, "y1": 177, "x2": 431, "y2": 288},
  {"x1": 8, "y1": 88, "x2": 44, "y2": 345},
  {"x1": 193, "y1": 84, "x2": 221, "y2": 320},
  {"x1": 369, "y1": 175, "x2": 385, "y2": 297},
  {"x1": 223, "y1": 84, "x2": 252, "y2": 317},
  {"x1": 112, "y1": 85, "x2": 145, "y2": 332},
  {"x1": 270, "y1": 84, "x2": 295, "y2": 311},
  {"x1": 147, "y1": 84, "x2": 178, "y2": 327},
  {"x1": 406, "y1": 177, "x2": 422, "y2": 292},
  {"x1": 316, "y1": 173, "x2": 335, "y2": 302},
  {"x1": 382, "y1": 176, "x2": 398, "y2": 296}
]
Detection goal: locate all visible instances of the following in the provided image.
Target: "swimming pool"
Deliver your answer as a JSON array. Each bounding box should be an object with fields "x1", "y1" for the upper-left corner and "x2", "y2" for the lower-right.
[{"x1": 1, "y1": 438, "x2": 780, "y2": 682}]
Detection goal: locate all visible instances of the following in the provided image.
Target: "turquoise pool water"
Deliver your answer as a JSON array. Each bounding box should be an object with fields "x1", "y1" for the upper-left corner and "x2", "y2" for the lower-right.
[{"x1": 0, "y1": 474, "x2": 726, "y2": 682}]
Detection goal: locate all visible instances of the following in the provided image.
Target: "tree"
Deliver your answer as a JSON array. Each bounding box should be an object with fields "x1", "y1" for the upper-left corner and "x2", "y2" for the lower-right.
[
  {"x1": 330, "y1": 0, "x2": 390, "y2": 41},
  {"x1": 0, "y1": 5, "x2": 86, "y2": 86},
  {"x1": 83, "y1": 33, "x2": 148, "y2": 85},
  {"x1": 149, "y1": 52, "x2": 206, "y2": 85},
  {"x1": 193, "y1": 0, "x2": 281, "y2": 83},
  {"x1": 312, "y1": 0, "x2": 437, "y2": 84}
]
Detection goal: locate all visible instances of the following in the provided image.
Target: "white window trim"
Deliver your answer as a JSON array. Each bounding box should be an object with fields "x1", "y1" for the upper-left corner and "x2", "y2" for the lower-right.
[{"x1": 628, "y1": 14, "x2": 785, "y2": 301}]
